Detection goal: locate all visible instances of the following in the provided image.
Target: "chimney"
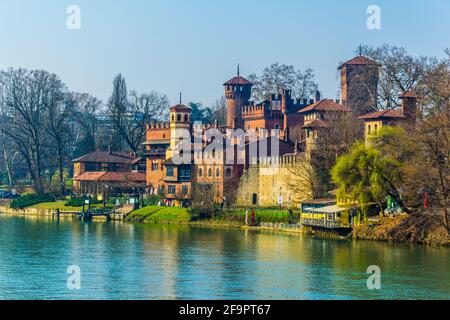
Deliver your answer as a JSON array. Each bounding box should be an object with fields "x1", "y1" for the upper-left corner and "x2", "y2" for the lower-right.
[{"x1": 400, "y1": 91, "x2": 419, "y2": 123}]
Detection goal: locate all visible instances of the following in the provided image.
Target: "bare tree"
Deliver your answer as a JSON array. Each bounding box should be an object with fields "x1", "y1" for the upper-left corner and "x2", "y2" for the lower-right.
[
  {"x1": 70, "y1": 92, "x2": 103, "y2": 155},
  {"x1": 43, "y1": 84, "x2": 72, "y2": 195},
  {"x1": 248, "y1": 63, "x2": 318, "y2": 101},
  {"x1": 311, "y1": 112, "x2": 362, "y2": 195},
  {"x1": 107, "y1": 73, "x2": 128, "y2": 152},
  {"x1": 213, "y1": 95, "x2": 227, "y2": 126},
  {"x1": 0, "y1": 69, "x2": 63, "y2": 194},
  {"x1": 359, "y1": 44, "x2": 438, "y2": 110},
  {"x1": 107, "y1": 74, "x2": 169, "y2": 153}
]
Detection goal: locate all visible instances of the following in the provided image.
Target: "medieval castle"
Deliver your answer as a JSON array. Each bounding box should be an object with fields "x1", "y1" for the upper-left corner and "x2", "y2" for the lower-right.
[{"x1": 73, "y1": 54, "x2": 418, "y2": 208}]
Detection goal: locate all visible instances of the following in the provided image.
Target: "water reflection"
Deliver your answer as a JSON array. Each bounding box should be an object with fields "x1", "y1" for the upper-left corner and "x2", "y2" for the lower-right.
[{"x1": 0, "y1": 215, "x2": 448, "y2": 300}]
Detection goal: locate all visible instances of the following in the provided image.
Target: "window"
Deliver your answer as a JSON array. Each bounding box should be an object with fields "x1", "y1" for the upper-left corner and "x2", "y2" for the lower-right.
[
  {"x1": 198, "y1": 168, "x2": 203, "y2": 177},
  {"x1": 184, "y1": 114, "x2": 188, "y2": 122},
  {"x1": 177, "y1": 114, "x2": 181, "y2": 122},
  {"x1": 368, "y1": 125, "x2": 372, "y2": 134},
  {"x1": 216, "y1": 168, "x2": 220, "y2": 177},
  {"x1": 182, "y1": 186, "x2": 188, "y2": 194},
  {"x1": 208, "y1": 168, "x2": 212, "y2": 177},
  {"x1": 152, "y1": 162, "x2": 158, "y2": 171},
  {"x1": 179, "y1": 167, "x2": 191, "y2": 182},
  {"x1": 374, "y1": 124, "x2": 378, "y2": 132},
  {"x1": 168, "y1": 185, "x2": 176, "y2": 194},
  {"x1": 166, "y1": 166, "x2": 174, "y2": 177},
  {"x1": 252, "y1": 193, "x2": 258, "y2": 205},
  {"x1": 171, "y1": 114, "x2": 175, "y2": 122},
  {"x1": 225, "y1": 167, "x2": 232, "y2": 177}
]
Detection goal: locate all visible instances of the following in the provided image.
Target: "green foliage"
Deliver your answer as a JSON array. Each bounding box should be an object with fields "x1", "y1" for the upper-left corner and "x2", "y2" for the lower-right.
[
  {"x1": 219, "y1": 209, "x2": 300, "y2": 224},
  {"x1": 332, "y1": 138, "x2": 404, "y2": 213},
  {"x1": 188, "y1": 102, "x2": 214, "y2": 124},
  {"x1": 143, "y1": 194, "x2": 163, "y2": 206},
  {"x1": 64, "y1": 197, "x2": 102, "y2": 207},
  {"x1": 10, "y1": 193, "x2": 56, "y2": 210},
  {"x1": 128, "y1": 206, "x2": 190, "y2": 223}
]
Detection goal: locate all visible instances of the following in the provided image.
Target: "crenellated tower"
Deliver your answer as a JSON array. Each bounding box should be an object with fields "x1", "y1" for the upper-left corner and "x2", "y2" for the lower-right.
[{"x1": 223, "y1": 65, "x2": 252, "y2": 129}]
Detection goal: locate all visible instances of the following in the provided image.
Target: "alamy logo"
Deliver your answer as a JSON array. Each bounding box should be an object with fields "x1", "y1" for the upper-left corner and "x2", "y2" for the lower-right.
[
  {"x1": 67, "y1": 265, "x2": 81, "y2": 290},
  {"x1": 367, "y1": 5, "x2": 381, "y2": 30},
  {"x1": 366, "y1": 265, "x2": 381, "y2": 290},
  {"x1": 66, "y1": 5, "x2": 81, "y2": 30}
]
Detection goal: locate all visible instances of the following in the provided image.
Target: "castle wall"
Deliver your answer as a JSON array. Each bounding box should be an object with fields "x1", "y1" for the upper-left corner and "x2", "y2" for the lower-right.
[{"x1": 236, "y1": 155, "x2": 312, "y2": 208}]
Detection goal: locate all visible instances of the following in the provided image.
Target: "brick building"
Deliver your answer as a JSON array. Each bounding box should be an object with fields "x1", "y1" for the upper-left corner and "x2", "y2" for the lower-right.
[
  {"x1": 144, "y1": 54, "x2": 404, "y2": 207},
  {"x1": 72, "y1": 150, "x2": 146, "y2": 198}
]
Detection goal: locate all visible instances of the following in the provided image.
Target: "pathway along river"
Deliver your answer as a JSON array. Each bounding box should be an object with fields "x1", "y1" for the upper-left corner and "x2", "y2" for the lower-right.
[{"x1": 0, "y1": 215, "x2": 448, "y2": 299}]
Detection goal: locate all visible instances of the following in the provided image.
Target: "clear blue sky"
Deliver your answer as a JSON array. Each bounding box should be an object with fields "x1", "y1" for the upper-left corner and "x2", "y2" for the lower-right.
[{"x1": 1, "y1": 0, "x2": 449, "y2": 106}]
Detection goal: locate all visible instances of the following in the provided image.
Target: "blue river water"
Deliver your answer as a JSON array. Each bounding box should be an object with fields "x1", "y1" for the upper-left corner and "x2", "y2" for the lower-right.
[{"x1": 0, "y1": 215, "x2": 448, "y2": 300}]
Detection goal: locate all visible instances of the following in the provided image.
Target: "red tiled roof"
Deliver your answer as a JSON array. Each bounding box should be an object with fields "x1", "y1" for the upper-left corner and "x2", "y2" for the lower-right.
[
  {"x1": 74, "y1": 171, "x2": 146, "y2": 182},
  {"x1": 72, "y1": 151, "x2": 135, "y2": 164},
  {"x1": 298, "y1": 99, "x2": 351, "y2": 113},
  {"x1": 358, "y1": 109, "x2": 405, "y2": 120},
  {"x1": 400, "y1": 91, "x2": 420, "y2": 98},
  {"x1": 169, "y1": 104, "x2": 191, "y2": 112},
  {"x1": 223, "y1": 76, "x2": 253, "y2": 86},
  {"x1": 73, "y1": 172, "x2": 106, "y2": 181},
  {"x1": 99, "y1": 172, "x2": 146, "y2": 182},
  {"x1": 302, "y1": 118, "x2": 330, "y2": 129},
  {"x1": 339, "y1": 56, "x2": 379, "y2": 69}
]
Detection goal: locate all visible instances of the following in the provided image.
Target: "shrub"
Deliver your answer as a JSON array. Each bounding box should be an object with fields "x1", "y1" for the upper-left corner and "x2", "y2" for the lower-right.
[
  {"x1": 10, "y1": 193, "x2": 56, "y2": 210},
  {"x1": 143, "y1": 194, "x2": 162, "y2": 206},
  {"x1": 64, "y1": 197, "x2": 102, "y2": 207}
]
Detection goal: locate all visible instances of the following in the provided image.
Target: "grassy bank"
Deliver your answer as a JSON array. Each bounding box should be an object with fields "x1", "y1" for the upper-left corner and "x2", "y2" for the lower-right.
[
  {"x1": 127, "y1": 206, "x2": 191, "y2": 223},
  {"x1": 127, "y1": 206, "x2": 301, "y2": 226},
  {"x1": 216, "y1": 208, "x2": 300, "y2": 224},
  {"x1": 353, "y1": 214, "x2": 450, "y2": 246}
]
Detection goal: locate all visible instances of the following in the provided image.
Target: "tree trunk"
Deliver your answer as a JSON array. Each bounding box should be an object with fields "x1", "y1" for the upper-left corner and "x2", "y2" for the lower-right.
[
  {"x1": 2, "y1": 144, "x2": 14, "y2": 187},
  {"x1": 57, "y1": 144, "x2": 65, "y2": 196}
]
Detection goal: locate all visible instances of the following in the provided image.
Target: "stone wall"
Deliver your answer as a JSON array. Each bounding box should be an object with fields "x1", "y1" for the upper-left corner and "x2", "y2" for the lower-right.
[{"x1": 235, "y1": 154, "x2": 312, "y2": 208}]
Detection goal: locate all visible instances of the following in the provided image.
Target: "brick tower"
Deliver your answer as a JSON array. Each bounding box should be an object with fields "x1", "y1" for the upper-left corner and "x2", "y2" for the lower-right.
[
  {"x1": 339, "y1": 56, "x2": 380, "y2": 116},
  {"x1": 223, "y1": 66, "x2": 252, "y2": 129}
]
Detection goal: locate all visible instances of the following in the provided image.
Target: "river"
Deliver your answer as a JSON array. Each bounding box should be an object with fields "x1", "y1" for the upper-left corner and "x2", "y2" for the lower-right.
[{"x1": 0, "y1": 215, "x2": 448, "y2": 300}]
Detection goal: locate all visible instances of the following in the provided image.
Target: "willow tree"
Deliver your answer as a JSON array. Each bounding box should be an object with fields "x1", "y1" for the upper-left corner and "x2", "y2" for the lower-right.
[{"x1": 331, "y1": 139, "x2": 410, "y2": 214}]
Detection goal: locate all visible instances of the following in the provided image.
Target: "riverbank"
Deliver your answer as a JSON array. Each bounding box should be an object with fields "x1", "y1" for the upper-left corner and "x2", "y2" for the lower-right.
[
  {"x1": 0, "y1": 204, "x2": 120, "y2": 221},
  {"x1": 1, "y1": 204, "x2": 448, "y2": 246},
  {"x1": 353, "y1": 214, "x2": 450, "y2": 246}
]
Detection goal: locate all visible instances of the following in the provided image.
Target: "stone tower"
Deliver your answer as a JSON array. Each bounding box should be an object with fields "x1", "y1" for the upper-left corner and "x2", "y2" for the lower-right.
[
  {"x1": 166, "y1": 102, "x2": 191, "y2": 160},
  {"x1": 223, "y1": 66, "x2": 252, "y2": 129},
  {"x1": 339, "y1": 56, "x2": 380, "y2": 116},
  {"x1": 400, "y1": 91, "x2": 419, "y2": 123}
]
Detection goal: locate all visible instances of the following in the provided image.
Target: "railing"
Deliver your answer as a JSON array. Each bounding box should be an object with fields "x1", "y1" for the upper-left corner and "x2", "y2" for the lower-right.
[{"x1": 300, "y1": 218, "x2": 341, "y2": 229}]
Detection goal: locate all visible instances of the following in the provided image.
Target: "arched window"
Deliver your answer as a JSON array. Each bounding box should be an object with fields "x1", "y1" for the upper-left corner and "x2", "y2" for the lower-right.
[
  {"x1": 374, "y1": 124, "x2": 378, "y2": 132},
  {"x1": 208, "y1": 168, "x2": 212, "y2": 177},
  {"x1": 198, "y1": 168, "x2": 203, "y2": 177},
  {"x1": 368, "y1": 125, "x2": 372, "y2": 134},
  {"x1": 171, "y1": 114, "x2": 175, "y2": 122},
  {"x1": 216, "y1": 168, "x2": 220, "y2": 177},
  {"x1": 184, "y1": 114, "x2": 188, "y2": 122},
  {"x1": 177, "y1": 114, "x2": 181, "y2": 122},
  {"x1": 226, "y1": 167, "x2": 232, "y2": 177}
]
